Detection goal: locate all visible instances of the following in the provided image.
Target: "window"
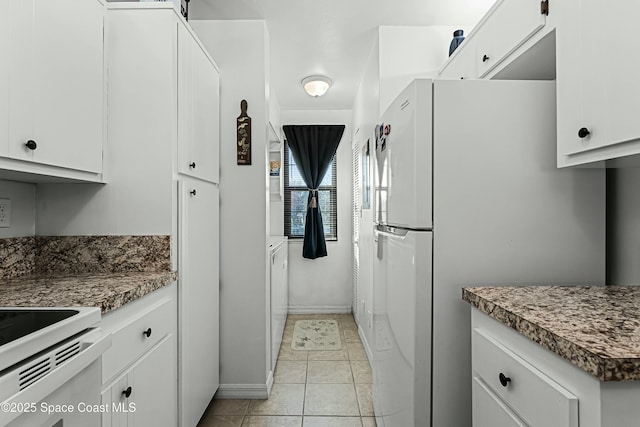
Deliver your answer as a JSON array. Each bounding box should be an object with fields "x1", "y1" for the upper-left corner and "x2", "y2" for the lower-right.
[{"x1": 284, "y1": 141, "x2": 337, "y2": 240}]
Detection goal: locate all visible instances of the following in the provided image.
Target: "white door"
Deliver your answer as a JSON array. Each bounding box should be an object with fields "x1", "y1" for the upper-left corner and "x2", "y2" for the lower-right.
[
  {"x1": 372, "y1": 228, "x2": 432, "y2": 427},
  {"x1": 179, "y1": 179, "x2": 219, "y2": 427},
  {"x1": 377, "y1": 79, "x2": 432, "y2": 229}
]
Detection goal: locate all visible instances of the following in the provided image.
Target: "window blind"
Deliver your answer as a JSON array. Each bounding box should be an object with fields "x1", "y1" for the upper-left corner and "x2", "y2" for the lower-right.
[{"x1": 283, "y1": 141, "x2": 338, "y2": 240}]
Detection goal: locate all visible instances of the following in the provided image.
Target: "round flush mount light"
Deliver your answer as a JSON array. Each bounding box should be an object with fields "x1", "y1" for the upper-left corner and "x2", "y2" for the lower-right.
[{"x1": 301, "y1": 75, "x2": 332, "y2": 97}]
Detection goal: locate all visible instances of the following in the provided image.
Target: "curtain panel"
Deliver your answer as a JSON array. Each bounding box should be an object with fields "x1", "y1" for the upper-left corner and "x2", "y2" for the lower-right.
[{"x1": 283, "y1": 124, "x2": 345, "y2": 259}]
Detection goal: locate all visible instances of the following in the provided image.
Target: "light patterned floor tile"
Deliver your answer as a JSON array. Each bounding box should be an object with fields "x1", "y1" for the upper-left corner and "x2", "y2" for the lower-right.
[
  {"x1": 346, "y1": 342, "x2": 368, "y2": 361},
  {"x1": 248, "y1": 384, "x2": 305, "y2": 416},
  {"x1": 361, "y1": 417, "x2": 377, "y2": 427},
  {"x1": 355, "y1": 384, "x2": 374, "y2": 416},
  {"x1": 203, "y1": 399, "x2": 250, "y2": 416},
  {"x1": 242, "y1": 416, "x2": 302, "y2": 426},
  {"x1": 197, "y1": 415, "x2": 244, "y2": 427},
  {"x1": 304, "y1": 384, "x2": 360, "y2": 416},
  {"x1": 350, "y1": 361, "x2": 372, "y2": 384},
  {"x1": 303, "y1": 416, "x2": 363, "y2": 426},
  {"x1": 307, "y1": 348, "x2": 349, "y2": 361},
  {"x1": 275, "y1": 360, "x2": 307, "y2": 383},
  {"x1": 278, "y1": 345, "x2": 308, "y2": 361},
  {"x1": 343, "y1": 328, "x2": 362, "y2": 343},
  {"x1": 307, "y1": 361, "x2": 353, "y2": 384}
]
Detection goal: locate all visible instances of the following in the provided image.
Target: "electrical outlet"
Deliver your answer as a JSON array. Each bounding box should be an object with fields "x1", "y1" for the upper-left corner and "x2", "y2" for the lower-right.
[{"x1": 0, "y1": 198, "x2": 11, "y2": 228}]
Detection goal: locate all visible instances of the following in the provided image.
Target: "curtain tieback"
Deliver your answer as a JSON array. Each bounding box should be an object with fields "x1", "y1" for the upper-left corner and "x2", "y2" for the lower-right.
[{"x1": 307, "y1": 188, "x2": 319, "y2": 209}]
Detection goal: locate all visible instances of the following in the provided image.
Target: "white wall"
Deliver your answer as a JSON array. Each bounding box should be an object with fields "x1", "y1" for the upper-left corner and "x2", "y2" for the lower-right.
[
  {"x1": 607, "y1": 169, "x2": 640, "y2": 284},
  {"x1": 281, "y1": 109, "x2": 353, "y2": 313},
  {"x1": 379, "y1": 26, "x2": 464, "y2": 115},
  {"x1": 191, "y1": 20, "x2": 270, "y2": 388},
  {"x1": 0, "y1": 180, "x2": 36, "y2": 238},
  {"x1": 350, "y1": 37, "x2": 380, "y2": 348}
]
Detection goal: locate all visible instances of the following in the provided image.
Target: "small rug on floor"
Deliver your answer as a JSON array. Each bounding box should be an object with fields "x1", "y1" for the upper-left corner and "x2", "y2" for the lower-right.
[{"x1": 291, "y1": 319, "x2": 342, "y2": 351}]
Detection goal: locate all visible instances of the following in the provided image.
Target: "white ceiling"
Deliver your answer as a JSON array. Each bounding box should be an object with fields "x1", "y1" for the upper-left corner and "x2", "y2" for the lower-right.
[{"x1": 190, "y1": 0, "x2": 496, "y2": 111}]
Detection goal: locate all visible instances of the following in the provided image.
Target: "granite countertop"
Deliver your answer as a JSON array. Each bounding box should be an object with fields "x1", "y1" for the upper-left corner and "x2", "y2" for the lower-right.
[
  {"x1": 0, "y1": 270, "x2": 177, "y2": 314},
  {"x1": 463, "y1": 285, "x2": 640, "y2": 381}
]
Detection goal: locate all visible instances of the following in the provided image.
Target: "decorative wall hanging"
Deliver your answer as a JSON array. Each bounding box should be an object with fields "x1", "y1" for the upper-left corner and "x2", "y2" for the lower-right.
[
  {"x1": 269, "y1": 160, "x2": 281, "y2": 176},
  {"x1": 181, "y1": 0, "x2": 190, "y2": 21},
  {"x1": 236, "y1": 100, "x2": 252, "y2": 165}
]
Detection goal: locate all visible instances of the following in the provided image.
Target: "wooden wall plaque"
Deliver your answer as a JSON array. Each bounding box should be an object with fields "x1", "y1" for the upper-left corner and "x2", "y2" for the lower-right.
[{"x1": 237, "y1": 100, "x2": 252, "y2": 165}]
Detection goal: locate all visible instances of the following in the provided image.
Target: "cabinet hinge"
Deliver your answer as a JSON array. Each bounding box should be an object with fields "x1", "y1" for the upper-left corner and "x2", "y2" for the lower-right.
[{"x1": 540, "y1": 0, "x2": 549, "y2": 15}]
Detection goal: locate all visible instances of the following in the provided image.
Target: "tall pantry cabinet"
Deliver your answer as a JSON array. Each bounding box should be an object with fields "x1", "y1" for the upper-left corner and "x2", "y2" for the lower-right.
[{"x1": 105, "y1": 4, "x2": 219, "y2": 427}]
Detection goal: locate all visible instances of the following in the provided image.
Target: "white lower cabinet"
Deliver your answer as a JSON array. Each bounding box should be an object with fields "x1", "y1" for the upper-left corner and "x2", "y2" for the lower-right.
[
  {"x1": 472, "y1": 309, "x2": 640, "y2": 427},
  {"x1": 101, "y1": 284, "x2": 177, "y2": 427},
  {"x1": 472, "y1": 377, "x2": 526, "y2": 427},
  {"x1": 472, "y1": 327, "x2": 578, "y2": 427},
  {"x1": 268, "y1": 239, "x2": 288, "y2": 374},
  {"x1": 102, "y1": 336, "x2": 176, "y2": 427}
]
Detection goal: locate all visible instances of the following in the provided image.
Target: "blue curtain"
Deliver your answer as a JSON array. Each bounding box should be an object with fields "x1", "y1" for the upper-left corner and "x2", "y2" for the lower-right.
[{"x1": 283, "y1": 125, "x2": 345, "y2": 259}]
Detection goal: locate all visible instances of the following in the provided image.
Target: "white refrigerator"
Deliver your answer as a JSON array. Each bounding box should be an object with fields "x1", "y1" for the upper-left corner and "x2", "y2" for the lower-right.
[{"x1": 371, "y1": 79, "x2": 605, "y2": 427}]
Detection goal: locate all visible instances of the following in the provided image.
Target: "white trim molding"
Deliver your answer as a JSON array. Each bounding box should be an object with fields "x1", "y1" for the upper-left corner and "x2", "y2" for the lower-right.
[
  {"x1": 287, "y1": 305, "x2": 352, "y2": 314},
  {"x1": 358, "y1": 324, "x2": 374, "y2": 363},
  {"x1": 215, "y1": 383, "x2": 269, "y2": 400}
]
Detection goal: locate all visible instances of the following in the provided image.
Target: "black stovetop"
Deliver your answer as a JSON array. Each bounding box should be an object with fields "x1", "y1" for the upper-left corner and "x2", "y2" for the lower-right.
[{"x1": 0, "y1": 310, "x2": 79, "y2": 347}]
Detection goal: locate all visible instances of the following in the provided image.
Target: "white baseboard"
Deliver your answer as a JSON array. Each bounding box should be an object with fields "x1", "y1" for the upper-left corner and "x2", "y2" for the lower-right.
[
  {"x1": 358, "y1": 324, "x2": 374, "y2": 363},
  {"x1": 288, "y1": 305, "x2": 352, "y2": 314},
  {"x1": 266, "y1": 370, "x2": 274, "y2": 397},
  {"x1": 216, "y1": 383, "x2": 269, "y2": 399}
]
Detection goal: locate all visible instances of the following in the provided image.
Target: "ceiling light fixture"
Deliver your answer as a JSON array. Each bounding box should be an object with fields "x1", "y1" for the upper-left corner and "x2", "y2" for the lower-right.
[{"x1": 302, "y1": 75, "x2": 332, "y2": 97}]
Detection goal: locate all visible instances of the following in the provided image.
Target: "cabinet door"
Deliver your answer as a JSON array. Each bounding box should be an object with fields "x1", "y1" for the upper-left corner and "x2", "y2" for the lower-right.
[
  {"x1": 103, "y1": 336, "x2": 176, "y2": 427},
  {"x1": 179, "y1": 179, "x2": 219, "y2": 427},
  {"x1": 477, "y1": 0, "x2": 546, "y2": 77},
  {"x1": 270, "y1": 244, "x2": 287, "y2": 372},
  {"x1": 0, "y1": 0, "x2": 8, "y2": 156},
  {"x1": 107, "y1": 375, "x2": 132, "y2": 427},
  {"x1": 557, "y1": 0, "x2": 640, "y2": 164},
  {"x1": 131, "y1": 335, "x2": 177, "y2": 427},
  {"x1": 9, "y1": 0, "x2": 103, "y2": 173},
  {"x1": 178, "y1": 26, "x2": 220, "y2": 183},
  {"x1": 439, "y1": 36, "x2": 478, "y2": 80}
]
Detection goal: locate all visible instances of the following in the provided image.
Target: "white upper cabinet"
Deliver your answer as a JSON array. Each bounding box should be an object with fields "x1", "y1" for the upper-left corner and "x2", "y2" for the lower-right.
[
  {"x1": 8, "y1": 0, "x2": 104, "y2": 174},
  {"x1": 178, "y1": 24, "x2": 220, "y2": 183},
  {"x1": 439, "y1": 36, "x2": 478, "y2": 80},
  {"x1": 556, "y1": 0, "x2": 640, "y2": 167},
  {"x1": 0, "y1": 0, "x2": 8, "y2": 157},
  {"x1": 476, "y1": 0, "x2": 547, "y2": 77},
  {"x1": 439, "y1": 0, "x2": 548, "y2": 81}
]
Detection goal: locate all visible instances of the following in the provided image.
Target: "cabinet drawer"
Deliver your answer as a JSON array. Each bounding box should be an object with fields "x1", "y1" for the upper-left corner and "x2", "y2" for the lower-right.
[
  {"x1": 473, "y1": 376, "x2": 526, "y2": 427},
  {"x1": 102, "y1": 296, "x2": 174, "y2": 382},
  {"x1": 472, "y1": 328, "x2": 578, "y2": 427}
]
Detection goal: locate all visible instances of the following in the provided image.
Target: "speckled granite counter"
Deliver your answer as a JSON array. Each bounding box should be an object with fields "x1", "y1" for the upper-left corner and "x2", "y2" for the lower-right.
[
  {"x1": 0, "y1": 271, "x2": 177, "y2": 314},
  {"x1": 0, "y1": 235, "x2": 176, "y2": 314},
  {"x1": 463, "y1": 285, "x2": 640, "y2": 381}
]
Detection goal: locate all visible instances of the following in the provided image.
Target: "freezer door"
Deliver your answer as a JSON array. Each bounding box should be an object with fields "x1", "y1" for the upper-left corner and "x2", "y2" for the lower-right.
[
  {"x1": 375, "y1": 79, "x2": 433, "y2": 229},
  {"x1": 372, "y1": 227, "x2": 432, "y2": 427}
]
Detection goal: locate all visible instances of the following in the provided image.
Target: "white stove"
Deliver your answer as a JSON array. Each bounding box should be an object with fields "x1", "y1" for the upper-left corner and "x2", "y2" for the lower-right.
[{"x1": 0, "y1": 307, "x2": 111, "y2": 426}]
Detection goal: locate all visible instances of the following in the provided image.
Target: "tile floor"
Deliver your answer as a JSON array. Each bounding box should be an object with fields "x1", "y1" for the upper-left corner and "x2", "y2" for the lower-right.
[{"x1": 198, "y1": 314, "x2": 377, "y2": 427}]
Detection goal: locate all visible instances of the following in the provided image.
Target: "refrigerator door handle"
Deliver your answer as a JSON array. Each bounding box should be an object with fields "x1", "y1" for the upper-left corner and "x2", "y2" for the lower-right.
[{"x1": 375, "y1": 224, "x2": 410, "y2": 238}]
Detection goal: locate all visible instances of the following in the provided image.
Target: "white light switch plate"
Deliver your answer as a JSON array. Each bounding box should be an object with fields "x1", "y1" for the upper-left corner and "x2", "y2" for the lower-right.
[{"x1": 0, "y1": 199, "x2": 11, "y2": 227}]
